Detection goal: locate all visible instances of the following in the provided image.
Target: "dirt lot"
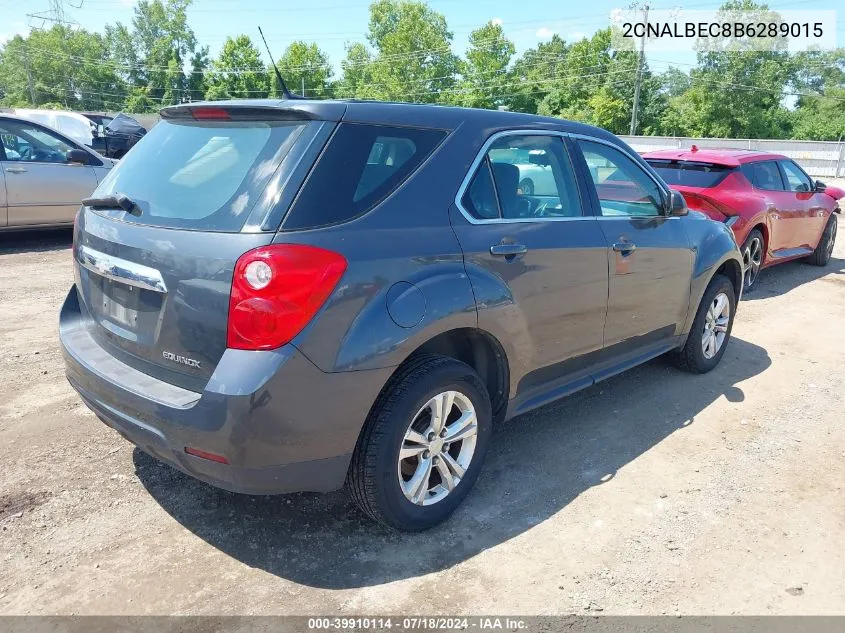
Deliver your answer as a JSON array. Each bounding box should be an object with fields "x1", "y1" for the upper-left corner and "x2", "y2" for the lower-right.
[{"x1": 1, "y1": 220, "x2": 844, "y2": 616}]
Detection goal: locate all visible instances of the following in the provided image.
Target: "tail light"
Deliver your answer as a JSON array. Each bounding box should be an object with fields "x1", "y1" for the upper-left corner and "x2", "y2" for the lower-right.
[
  {"x1": 682, "y1": 192, "x2": 736, "y2": 221},
  {"x1": 227, "y1": 244, "x2": 347, "y2": 350},
  {"x1": 72, "y1": 209, "x2": 81, "y2": 250}
]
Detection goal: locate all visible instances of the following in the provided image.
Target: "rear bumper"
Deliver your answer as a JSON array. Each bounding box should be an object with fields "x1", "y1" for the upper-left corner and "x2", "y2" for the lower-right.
[{"x1": 60, "y1": 286, "x2": 392, "y2": 495}]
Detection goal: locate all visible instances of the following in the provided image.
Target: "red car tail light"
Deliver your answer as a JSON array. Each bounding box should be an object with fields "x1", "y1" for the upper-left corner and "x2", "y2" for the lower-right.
[
  {"x1": 682, "y1": 192, "x2": 736, "y2": 221},
  {"x1": 227, "y1": 244, "x2": 347, "y2": 350}
]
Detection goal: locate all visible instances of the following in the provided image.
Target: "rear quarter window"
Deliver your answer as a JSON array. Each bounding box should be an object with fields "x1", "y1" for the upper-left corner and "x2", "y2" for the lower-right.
[{"x1": 281, "y1": 123, "x2": 446, "y2": 230}]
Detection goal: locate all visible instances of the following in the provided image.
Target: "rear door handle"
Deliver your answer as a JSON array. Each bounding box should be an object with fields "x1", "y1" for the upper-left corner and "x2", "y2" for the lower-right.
[
  {"x1": 612, "y1": 242, "x2": 637, "y2": 254},
  {"x1": 5, "y1": 167, "x2": 27, "y2": 174},
  {"x1": 490, "y1": 243, "x2": 527, "y2": 257}
]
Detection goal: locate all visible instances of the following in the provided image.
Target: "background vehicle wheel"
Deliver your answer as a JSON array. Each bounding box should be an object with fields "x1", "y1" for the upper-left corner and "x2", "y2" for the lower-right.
[
  {"x1": 519, "y1": 178, "x2": 534, "y2": 196},
  {"x1": 805, "y1": 214, "x2": 837, "y2": 267},
  {"x1": 741, "y1": 229, "x2": 764, "y2": 292},
  {"x1": 347, "y1": 355, "x2": 492, "y2": 531},
  {"x1": 673, "y1": 274, "x2": 736, "y2": 374}
]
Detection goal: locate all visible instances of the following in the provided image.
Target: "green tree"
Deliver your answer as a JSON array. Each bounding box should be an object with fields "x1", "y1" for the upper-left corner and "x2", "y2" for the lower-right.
[
  {"x1": 187, "y1": 46, "x2": 209, "y2": 102},
  {"x1": 791, "y1": 88, "x2": 845, "y2": 141},
  {"x1": 206, "y1": 35, "x2": 268, "y2": 100},
  {"x1": 656, "y1": 0, "x2": 795, "y2": 138},
  {"x1": 274, "y1": 41, "x2": 333, "y2": 98},
  {"x1": 335, "y1": 42, "x2": 374, "y2": 99},
  {"x1": 0, "y1": 27, "x2": 127, "y2": 110},
  {"x1": 524, "y1": 29, "x2": 665, "y2": 135},
  {"x1": 505, "y1": 34, "x2": 570, "y2": 114},
  {"x1": 789, "y1": 48, "x2": 845, "y2": 140},
  {"x1": 108, "y1": 0, "x2": 197, "y2": 104},
  {"x1": 451, "y1": 21, "x2": 515, "y2": 109},
  {"x1": 354, "y1": 0, "x2": 459, "y2": 103}
]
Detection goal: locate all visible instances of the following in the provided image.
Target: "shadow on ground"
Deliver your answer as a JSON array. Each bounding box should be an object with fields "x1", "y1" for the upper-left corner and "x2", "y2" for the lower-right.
[
  {"x1": 135, "y1": 337, "x2": 770, "y2": 590},
  {"x1": 0, "y1": 229, "x2": 72, "y2": 254},
  {"x1": 743, "y1": 256, "x2": 844, "y2": 301}
]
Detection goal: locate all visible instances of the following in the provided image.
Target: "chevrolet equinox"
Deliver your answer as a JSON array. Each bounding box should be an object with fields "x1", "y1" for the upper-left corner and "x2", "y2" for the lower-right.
[{"x1": 60, "y1": 100, "x2": 744, "y2": 531}]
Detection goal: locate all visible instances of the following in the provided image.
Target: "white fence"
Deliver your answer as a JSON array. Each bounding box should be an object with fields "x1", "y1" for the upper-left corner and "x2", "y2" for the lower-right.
[{"x1": 620, "y1": 135, "x2": 845, "y2": 178}]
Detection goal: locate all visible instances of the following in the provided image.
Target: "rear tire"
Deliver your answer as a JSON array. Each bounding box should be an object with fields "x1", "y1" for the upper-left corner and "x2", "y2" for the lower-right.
[
  {"x1": 741, "y1": 229, "x2": 764, "y2": 292},
  {"x1": 805, "y1": 214, "x2": 837, "y2": 267},
  {"x1": 347, "y1": 355, "x2": 492, "y2": 531},
  {"x1": 674, "y1": 274, "x2": 736, "y2": 374}
]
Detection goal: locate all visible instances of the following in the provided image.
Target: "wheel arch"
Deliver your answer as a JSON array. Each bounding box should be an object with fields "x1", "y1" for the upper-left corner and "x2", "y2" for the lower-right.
[
  {"x1": 378, "y1": 327, "x2": 511, "y2": 425},
  {"x1": 745, "y1": 222, "x2": 769, "y2": 264},
  {"x1": 714, "y1": 257, "x2": 743, "y2": 303}
]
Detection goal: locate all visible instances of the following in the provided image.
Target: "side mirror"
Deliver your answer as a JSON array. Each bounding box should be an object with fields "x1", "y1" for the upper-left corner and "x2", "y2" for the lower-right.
[
  {"x1": 815, "y1": 180, "x2": 826, "y2": 192},
  {"x1": 66, "y1": 149, "x2": 89, "y2": 165},
  {"x1": 667, "y1": 189, "x2": 688, "y2": 217}
]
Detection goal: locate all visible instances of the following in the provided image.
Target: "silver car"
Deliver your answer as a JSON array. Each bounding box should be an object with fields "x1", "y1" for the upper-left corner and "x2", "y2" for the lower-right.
[{"x1": 0, "y1": 114, "x2": 114, "y2": 230}]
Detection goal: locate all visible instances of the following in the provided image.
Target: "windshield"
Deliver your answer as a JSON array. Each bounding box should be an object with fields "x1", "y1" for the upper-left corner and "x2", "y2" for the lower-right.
[
  {"x1": 91, "y1": 118, "x2": 312, "y2": 232},
  {"x1": 646, "y1": 159, "x2": 734, "y2": 188}
]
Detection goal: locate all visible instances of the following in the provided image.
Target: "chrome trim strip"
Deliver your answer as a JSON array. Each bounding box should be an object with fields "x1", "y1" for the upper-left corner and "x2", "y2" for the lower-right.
[
  {"x1": 568, "y1": 132, "x2": 671, "y2": 204},
  {"x1": 454, "y1": 129, "x2": 672, "y2": 225},
  {"x1": 78, "y1": 245, "x2": 167, "y2": 293},
  {"x1": 454, "y1": 129, "x2": 586, "y2": 225}
]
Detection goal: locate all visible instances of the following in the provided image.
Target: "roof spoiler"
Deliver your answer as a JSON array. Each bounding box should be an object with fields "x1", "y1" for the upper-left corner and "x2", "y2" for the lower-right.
[{"x1": 160, "y1": 105, "x2": 316, "y2": 121}]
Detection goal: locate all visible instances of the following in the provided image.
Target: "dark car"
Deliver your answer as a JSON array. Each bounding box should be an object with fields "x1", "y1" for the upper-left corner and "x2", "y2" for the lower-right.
[
  {"x1": 643, "y1": 147, "x2": 841, "y2": 291},
  {"x1": 82, "y1": 113, "x2": 147, "y2": 159},
  {"x1": 60, "y1": 100, "x2": 744, "y2": 531}
]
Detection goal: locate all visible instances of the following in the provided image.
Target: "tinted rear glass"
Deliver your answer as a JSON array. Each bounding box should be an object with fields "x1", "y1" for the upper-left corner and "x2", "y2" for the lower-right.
[
  {"x1": 90, "y1": 119, "x2": 311, "y2": 232},
  {"x1": 282, "y1": 123, "x2": 446, "y2": 230},
  {"x1": 645, "y1": 159, "x2": 734, "y2": 188}
]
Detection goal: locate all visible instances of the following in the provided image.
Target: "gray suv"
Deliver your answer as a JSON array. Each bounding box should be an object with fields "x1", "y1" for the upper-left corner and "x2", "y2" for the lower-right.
[{"x1": 60, "y1": 100, "x2": 743, "y2": 531}]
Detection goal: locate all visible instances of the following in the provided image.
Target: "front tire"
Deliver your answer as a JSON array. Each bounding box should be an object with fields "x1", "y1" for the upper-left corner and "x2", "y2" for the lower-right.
[
  {"x1": 674, "y1": 274, "x2": 736, "y2": 374},
  {"x1": 806, "y1": 214, "x2": 837, "y2": 266},
  {"x1": 347, "y1": 355, "x2": 492, "y2": 531}
]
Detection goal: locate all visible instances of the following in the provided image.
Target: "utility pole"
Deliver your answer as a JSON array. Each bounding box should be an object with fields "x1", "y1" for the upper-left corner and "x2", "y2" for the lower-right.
[
  {"x1": 23, "y1": 45, "x2": 37, "y2": 105},
  {"x1": 629, "y1": 3, "x2": 648, "y2": 136}
]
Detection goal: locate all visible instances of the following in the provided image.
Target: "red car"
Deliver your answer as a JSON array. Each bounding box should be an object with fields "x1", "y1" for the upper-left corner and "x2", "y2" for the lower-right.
[{"x1": 643, "y1": 147, "x2": 842, "y2": 291}]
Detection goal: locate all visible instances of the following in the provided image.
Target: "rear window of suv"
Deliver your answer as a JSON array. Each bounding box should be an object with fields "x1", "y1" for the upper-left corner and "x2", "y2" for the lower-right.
[
  {"x1": 645, "y1": 159, "x2": 734, "y2": 188},
  {"x1": 90, "y1": 119, "x2": 312, "y2": 232},
  {"x1": 281, "y1": 123, "x2": 446, "y2": 230}
]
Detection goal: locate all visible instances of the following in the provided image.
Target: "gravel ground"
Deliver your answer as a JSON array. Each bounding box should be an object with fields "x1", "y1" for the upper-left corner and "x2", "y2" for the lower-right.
[{"x1": 0, "y1": 220, "x2": 843, "y2": 616}]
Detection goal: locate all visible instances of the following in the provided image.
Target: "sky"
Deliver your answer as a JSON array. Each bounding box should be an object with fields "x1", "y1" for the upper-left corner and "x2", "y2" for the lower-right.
[{"x1": 1, "y1": 0, "x2": 842, "y2": 77}]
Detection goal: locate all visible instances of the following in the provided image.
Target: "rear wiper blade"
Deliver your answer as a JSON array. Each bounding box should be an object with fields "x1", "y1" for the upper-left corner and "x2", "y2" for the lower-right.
[{"x1": 81, "y1": 193, "x2": 142, "y2": 216}]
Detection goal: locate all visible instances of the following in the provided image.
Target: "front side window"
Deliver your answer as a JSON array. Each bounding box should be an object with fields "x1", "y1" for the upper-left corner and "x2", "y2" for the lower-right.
[
  {"x1": 461, "y1": 134, "x2": 582, "y2": 221},
  {"x1": 779, "y1": 160, "x2": 813, "y2": 193},
  {"x1": 283, "y1": 123, "x2": 447, "y2": 230},
  {"x1": 578, "y1": 140, "x2": 664, "y2": 217},
  {"x1": 0, "y1": 120, "x2": 74, "y2": 163}
]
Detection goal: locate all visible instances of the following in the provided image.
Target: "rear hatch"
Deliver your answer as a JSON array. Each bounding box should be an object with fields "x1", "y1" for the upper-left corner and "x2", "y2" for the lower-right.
[{"x1": 72, "y1": 104, "x2": 337, "y2": 392}]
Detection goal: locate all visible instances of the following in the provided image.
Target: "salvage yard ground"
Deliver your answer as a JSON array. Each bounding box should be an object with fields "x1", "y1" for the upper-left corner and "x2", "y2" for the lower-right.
[{"x1": 1, "y1": 217, "x2": 844, "y2": 615}]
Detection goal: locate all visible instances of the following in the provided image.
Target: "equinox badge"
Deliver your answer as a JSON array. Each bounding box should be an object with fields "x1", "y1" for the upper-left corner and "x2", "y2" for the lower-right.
[{"x1": 162, "y1": 351, "x2": 201, "y2": 368}]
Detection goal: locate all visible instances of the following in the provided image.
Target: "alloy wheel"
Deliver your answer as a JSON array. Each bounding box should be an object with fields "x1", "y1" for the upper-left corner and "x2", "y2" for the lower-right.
[
  {"x1": 398, "y1": 390, "x2": 478, "y2": 506},
  {"x1": 702, "y1": 292, "x2": 731, "y2": 360},
  {"x1": 743, "y1": 236, "x2": 763, "y2": 289}
]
